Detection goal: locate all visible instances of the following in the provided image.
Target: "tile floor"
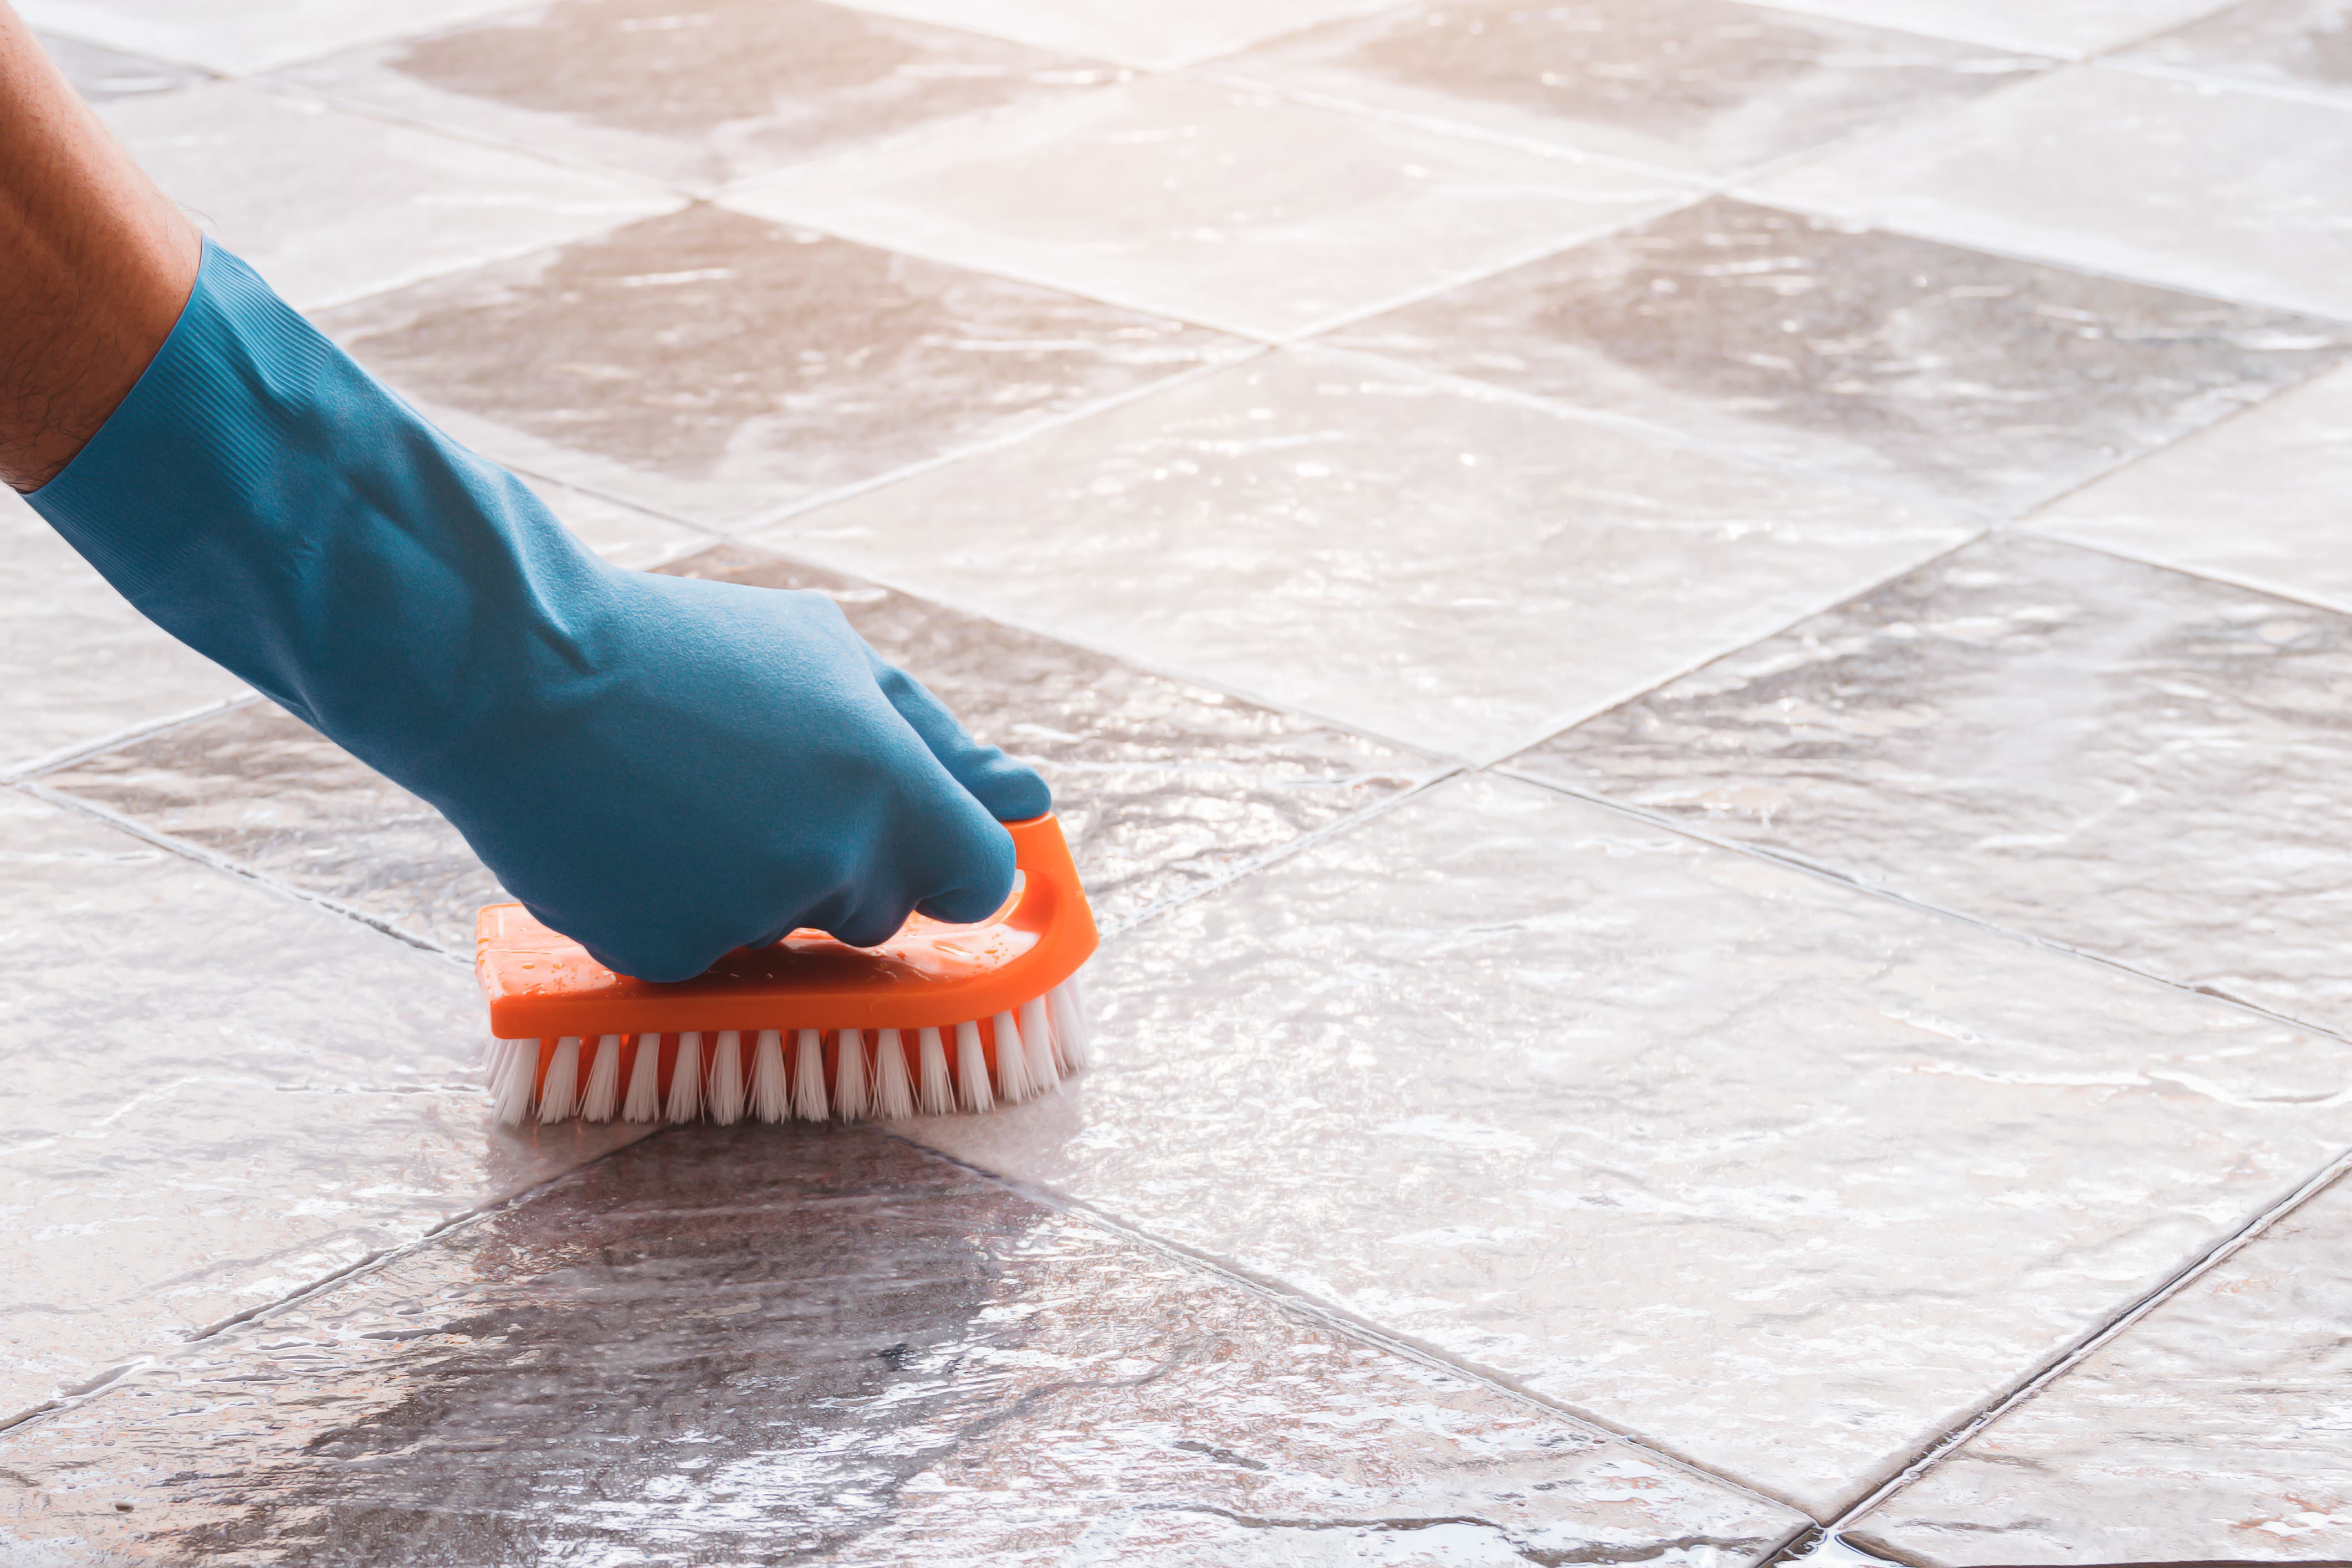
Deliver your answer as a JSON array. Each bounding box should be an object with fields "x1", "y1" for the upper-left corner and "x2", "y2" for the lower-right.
[{"x1": 8, "y1": 1, "x2": 2352, "y2": 1562}]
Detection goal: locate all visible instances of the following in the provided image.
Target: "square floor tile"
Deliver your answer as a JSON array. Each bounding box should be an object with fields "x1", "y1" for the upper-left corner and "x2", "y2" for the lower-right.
[
  {"x1": 827, "y1": 0, "x2": 1404, "y2": 69},
  {"x1": 0, "y1": 1130, "x2": 1806, "y2": 1562},
  {"x1": 2123, "y1": 0, "x2": 2352, "y2": 104},
  {"x1": 35, "y1": 30, "x2": 206, "y2": 99},
  {"x1": 2031, "y1": 359, "x2": 2352, "y2": 613},
  {"x1": 1515, "y1": 534, "x2": 2352, "y2": 1034},
  {"x1": 1227, "y1": 0, "x2": 2048, "y2": 177},
  {"x1": 1755, "y1": 65, "x2": 2352, "y2": 321},
  {"x1": 1753, "y1": 0, "x2": 2231, "y2": 56},
  {"x1": 724, "y1": 76, "x2": 1699, "y2": 340},
  {"x1": 1850, "y1": 1172, "x2": 2352, "y2": 1564},
  {"x1": 96, "y1": 81, "x2": 680, "y2": 311},
  {"x1": 18, "y1": 0, "x2": 530, "y2": 74},
  {"x1": 277, "y1": 0, "x2": 1124, "y2": 195},
  {"x1": 904, "y1": 773, "x2": 2352, "y2": 1515},
  {"x1": 0, "y1": 792, "x2": 640, "y2": 1421},
  {"x1": 0, "y1": 489, "x2": 248, "y2": 778},
  {"x1": 755, "y1": 349, "x2": 1970, "y2": 759},
  {"x1": 318, "y1": 203, "x2": 1247, "y2": 527},
  {"x1": 1327, "y1": 197, "x2": 2350, "y2": 514}
]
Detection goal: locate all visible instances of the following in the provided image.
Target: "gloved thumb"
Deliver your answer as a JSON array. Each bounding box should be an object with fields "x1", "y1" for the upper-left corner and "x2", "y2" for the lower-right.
[{"x1": 865, "y1": 648, "x2": 1051, "y2": 823}]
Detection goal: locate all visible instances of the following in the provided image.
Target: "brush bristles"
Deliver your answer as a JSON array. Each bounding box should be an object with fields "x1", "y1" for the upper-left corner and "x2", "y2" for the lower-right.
[{"x1": 492, "y1": 984, "x2": 1092, "y2": 1126}]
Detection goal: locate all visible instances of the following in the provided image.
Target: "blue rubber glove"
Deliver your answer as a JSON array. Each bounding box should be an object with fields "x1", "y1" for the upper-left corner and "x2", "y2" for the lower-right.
[{"x1": 28, "y1": 239, "x2": 1047, "y2": 982}]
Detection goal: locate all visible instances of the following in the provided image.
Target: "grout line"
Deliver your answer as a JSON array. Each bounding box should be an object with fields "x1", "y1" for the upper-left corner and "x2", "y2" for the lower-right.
[
  {"x1": 2090, "y1": 52, "x2": 2352, "y2": 114},
  {"x1": 14, "y1": 780, "x2": 461, "y2": 963},
  {"x1": 1, "y1": 692, "x2": 261, "y2": 783},
  {"x1": 886, "y1": 1132, "x2": 1823, "y2": 1527},
  {"x1": 2018, "y1": 525, "x2": 2352, "y2": 624}
]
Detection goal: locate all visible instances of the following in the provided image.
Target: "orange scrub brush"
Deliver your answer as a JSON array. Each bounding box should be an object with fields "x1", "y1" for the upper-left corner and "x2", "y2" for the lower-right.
[{"x1": 478, "y1": 814, "x2": 1097, "y2": 1125}]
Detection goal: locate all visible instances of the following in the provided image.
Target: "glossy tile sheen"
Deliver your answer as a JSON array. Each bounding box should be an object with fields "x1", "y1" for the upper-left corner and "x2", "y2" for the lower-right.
[
  {"x1": 826, "y1": 0, "x2": 1403, "y2": 69},
  {"x1": 758, "y1": 349, "x2": 1969, "y2": 758},
  {"x1": 2125, "y1": 0, "x2": 2352, "y2": 101},
  {"x1": 35, "y1": 30, "x2": 206, "y2": 99},
  {"x1": 1852, "y1": 1173, "x2": 2352, "y2": 1564},
  {"x1": 906, "y1": 774, "x2": 2352, "y2": 1516},
  {"x1": 1751, "y1": 0, "x2": 2231, "y2": 55},
  {"x1": 1229, "y1": 0, "x2": 2047, "y2": 177},
  {"x1": 2031, "y1": 358, "x2": 2352, "y2": 613},
  {"x1": 95, "y1": 81, "x2": 681, "y2": 311},
  {"x1": 1517, "y1": 534, "x2": 2352, "y2": 1035},
  {"x1": 1329, "y1": 197, "x2": 2350, "y2": 514},
  {"x1": 319, "y1": 203, "x2": 1246, "y2": 526},
  {"x1": 725, "y1": 76, "x2": 1699, "y2": 340},
  {"x1": 1756, "y1": 65, "x2": 2352, "y2": 320},
  {"x1": 16, "y1": 0, "x2": 526, "y2": 74},
  {"x1": 0, "y1": 793, "x2": 639, "y2": 1422},
  {"x1": 0, "y1": 490, "x2": 247, "y2": 777},
  {"x1": 279, "y1": 0, "x2": 1121, "y2": 193},
  {"x1": 0, "y1": 1129, "x2": 1807, "y2": 1565}
]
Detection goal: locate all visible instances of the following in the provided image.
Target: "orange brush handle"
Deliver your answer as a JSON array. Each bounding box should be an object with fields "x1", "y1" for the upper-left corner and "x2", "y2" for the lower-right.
[{"x1": 475, "y1": 814, "x2": 1097, "y2": 1038}]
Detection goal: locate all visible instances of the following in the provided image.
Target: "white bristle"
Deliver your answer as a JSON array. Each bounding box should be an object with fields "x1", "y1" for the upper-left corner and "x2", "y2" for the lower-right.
[
  {"x1": 666, "y1": 1031, "x2": 704, "y2": 1123},
  {"x1": 955, "y1": 1020, "x2": 994, "y2": 1114},
  {"x1": 750, "y1": 1029, "x2": 789, "y2": 1123},
  {"x1": 873, "y1": 1029, "x2": 914, "y2": 1120},
  {"x1": 1047, "y1": 980, "x2": 1092, "y2": 1073},
  {"x1": 622, "y1": 1035, "x2": 664, "y2": 1122},
  {"x1": 538, "y1": 1036, "x2": 581, "y2": 1123},
  {"x1": 992, "y1": 1010, "x2": 1033, "y2": 1103},
  {"x1": 917, "y1": 1027, "x2": 954, "y2": 1115},
  {"x1": 835, "y1": 1027, "x2": 870, "y2": 1121},
  {"x1": 580, "y1": 1035, "x2": 623, "y2": 1122},
  {"x1": 1019, "y1": 996, "x2": 1059, "y2": 1092},
  {"x1": 793, "y1": 1029, "x2": 829, "y2": 1121},
  {"x1": 490, "y1": 1038, "x2": 536, "y2": 1126},
  {"x1": 707, "y1": 1031, "x2": 746, "y2": 1125}
]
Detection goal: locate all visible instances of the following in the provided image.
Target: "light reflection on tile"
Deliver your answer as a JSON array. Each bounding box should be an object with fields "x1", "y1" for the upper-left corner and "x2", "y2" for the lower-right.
[
  {"x1": 1852, "y1": 1172, "x2": 2352, "y2": 1564},
  {"x1": 756, "y1": 349, "x2": 1970, "y2": 759},
  {"x1": 1327, "y1": 197, "x2": 2350, "y2": 514},
  {"x1": 35, "y1": 29, "x2": 206, "y2": 99},
  {"x1": 1229, "y1": 0, "x2": 2048, "y2": 177},
  {"x1": 1515, "y1": 534, "x2": 2352, "y2": 1035},
  {"x1": 1750, "y1": 0, "x2": 2231, "y2": 56},
  {"x1": 319, "y1": 203, "x2": 1247, "y2": 526},
  {"x1": 723, "y1": 76, "x2": 1699, "y2": 340},
  {"x1": 96, "y1": 81, "x2": 681, "y2": 311},
  {"x1": 2030, "y1": 359, "x2": 2352, "y2": 614},
  {"x1": 278, "y1": 0, "x2": 1123, "y2": 194},
  {"x1": 0, "y1": 793, "x2": 640, "y2": 1421},
  {"x1": 2124, "y1": 0, "x2": 2352, "y2": 102},
  {"x1": 826, "y1": 0, "x2": 1403, "y2": 69},
  {"x1": 905, "y1": 773, "x2": 2352, "y2": 1515},
  {"x1": 1755, "y1": 66, "x2": 2352, "y2": 320},
  {"x1": 0, "y1": 489, "x2": 247, "y2": 777},
  {"x1": 17, "y1": 0, "x2": 528, "y2": 74},
  {"x1": 0, "y1": 1129, "x2": 1808, "y2": 1563}
]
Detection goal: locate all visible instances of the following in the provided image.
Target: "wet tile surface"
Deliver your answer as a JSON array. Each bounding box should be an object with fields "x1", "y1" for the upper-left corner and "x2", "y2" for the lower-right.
[
  {"x1": 825, "y1": 0, "x2": 1403, "y2": 69},
  {"x1": 1327, "y1": 196, "x2": 2351, "y2": 514},
  {"x1": 757, "y1": 349, "x2": 1970, "y2": 759},
  {"x1": 2125, "y1": 0, "x2": 2352, "y2": 102},
  {"x1": 1757, "y1": 65, "x2": 2352, "y2": 321},
  {"x1": 279, "y1": 0, "x2": 1123, "y2": 194},
  {"x1": 35, "y1": 30, "x2": 207, "y2": 100},
  {"x1": 0, "y1": 1128, "x2": 1808, "y2": 1565},
  {"x1": 1516, "y1": 533, "x2": 2352, "y2": 1035},
  {"x1": 319, "y1": 203, "x2": 1247, "y2": 526},
  {"x1": 1851, "y1": 1171, "x2": 2352, "y2": 1564},
  {"x1": 906, "y1": 773, "x2": 2352, "y2": 1516},
  {"x1": 0, "y1": 792, "x2": 641, "y2": 1422},
  {"x1": 0, "y1": 490, "x2": 248, "y2": 778},
  {"x1": 42, "y1": 544, "x2": 1434, "y2": 951},
  {"x1": 1229, "y1": 0, "x2": 2047, "y2": 177},
  {"x1": 724, "y1": 76, "x2": 1700, "y2": 340},
  {"x1": 95, "y1": 81, "x2": 681, "y2": 311},
  {"x1": 1753, "y1": 0, "x2": 2232, "y2": 56},
  {"x1": 2031, "y1": 358, "x2": 2352, "y2": 613},
  {"x1": 16, "y1": 0, "x2": 530, "y2": 74}
]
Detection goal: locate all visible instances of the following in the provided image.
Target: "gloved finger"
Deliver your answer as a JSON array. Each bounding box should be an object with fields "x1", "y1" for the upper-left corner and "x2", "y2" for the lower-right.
[{"x1": 865, "y1": 645, "x2": 1050, "y2": 824}]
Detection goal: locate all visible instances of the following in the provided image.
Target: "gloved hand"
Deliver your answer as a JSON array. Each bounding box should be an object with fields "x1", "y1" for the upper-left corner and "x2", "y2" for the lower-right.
[{"x1": 28, "y1": 239, "x2": 1046, "y2": 982}]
